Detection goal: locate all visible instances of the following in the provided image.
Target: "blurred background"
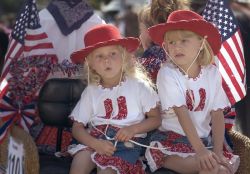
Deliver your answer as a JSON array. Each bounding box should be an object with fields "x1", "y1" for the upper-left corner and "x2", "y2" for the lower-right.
[{"x1": 0, "y1": 0, "x2": 146, "y2": 30}]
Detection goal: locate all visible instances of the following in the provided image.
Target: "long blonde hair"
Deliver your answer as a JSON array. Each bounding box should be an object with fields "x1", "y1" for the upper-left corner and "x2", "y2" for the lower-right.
[
  {"x1": 164, "y1": 30, "x2": 214, "y2": 66},
  {"x1": 82, "y1": 45, "x2": 154, "y2": 88}
]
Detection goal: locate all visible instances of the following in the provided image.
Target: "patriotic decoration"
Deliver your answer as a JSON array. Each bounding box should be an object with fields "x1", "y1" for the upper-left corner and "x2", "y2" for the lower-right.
[
  {"x1": 139, "y1": 45, "x2": 166, "y2": 83},
  {"x1": 202, "y1": 0, "x2": 246, "y2": 105},
  {"x1": 0, "y1": 0, "x2": 58, "y2": 143}
]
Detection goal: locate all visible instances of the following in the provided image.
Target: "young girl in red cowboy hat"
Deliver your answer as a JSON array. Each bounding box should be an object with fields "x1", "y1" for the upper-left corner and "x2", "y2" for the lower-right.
[
  {"x1": 68, "y1": 24, "x2": 161, "y2": 174},
  {"x1": 145, "y1": 10, "x2": 240, "y2": 174}
]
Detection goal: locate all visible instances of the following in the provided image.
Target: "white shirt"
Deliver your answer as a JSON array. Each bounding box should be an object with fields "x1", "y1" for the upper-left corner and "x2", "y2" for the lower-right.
[
  {"x1": 70, "y1": 77, "x2": 159, "y2": 136},
  {"x1": 157, "y1": 63, "x2": 230, "y2": 138}
]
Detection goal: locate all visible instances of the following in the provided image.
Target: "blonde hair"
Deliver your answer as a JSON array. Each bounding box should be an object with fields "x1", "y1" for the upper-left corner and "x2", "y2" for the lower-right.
[
  {"x1": 138, "y1": 0, "x2": 190, "y2": 27},
  {"x1": 164, "y1": 30, "x2": 214, "y2": 66},
  {"x1": 82, "y1": 45, "x2": 154, "y2": 88}
]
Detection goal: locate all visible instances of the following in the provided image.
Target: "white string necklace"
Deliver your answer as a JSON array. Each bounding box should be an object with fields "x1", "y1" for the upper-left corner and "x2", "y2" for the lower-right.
[
  {"x1": 162, "y1": 37, "x2": 206, "y2": 107},
  {"x1": 88, "y1": 54, "x2": 171, "y2": 150}
]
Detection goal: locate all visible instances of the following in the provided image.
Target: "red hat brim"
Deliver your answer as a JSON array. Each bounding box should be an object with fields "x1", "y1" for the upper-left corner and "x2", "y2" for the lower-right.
[
  {"x1": 71, "y1": 37, "x2": 140, "y2": 64},
  {"x1": 149, "y1": 19, "x2": 221, "y2": 55}
]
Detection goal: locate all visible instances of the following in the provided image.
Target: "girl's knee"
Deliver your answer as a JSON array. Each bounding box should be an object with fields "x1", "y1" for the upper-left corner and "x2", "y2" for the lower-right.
[
  {"x1": 217, "y1": 165, "x2": 232, "y2": 174},
  {"x1": 200, "y1": 165, "x2": 229, "y2": 174},
  {"x1": 70, "y1": 151, "x2": 96, "y2": 174},
  {"x1": 97, "y1": 167, "x2": 117, "y2": 174}
]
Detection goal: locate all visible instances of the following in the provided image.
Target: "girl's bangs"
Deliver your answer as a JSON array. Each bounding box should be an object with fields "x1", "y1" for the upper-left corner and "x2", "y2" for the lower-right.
[{"x1": 164, "y1": 30, "x2": 198, "y2": 41}]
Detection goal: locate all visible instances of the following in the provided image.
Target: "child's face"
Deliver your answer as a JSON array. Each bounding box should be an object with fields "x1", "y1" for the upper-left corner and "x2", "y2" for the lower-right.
[
  {"x1": 164, "y1": 32, "x2": 203, "y2": 70},
  {"x1": 139, "y1": 22, "x2": 152, "y2": 50},
  {"x1": 88, "y1": 45, "x2": 123, "y2": 84}
]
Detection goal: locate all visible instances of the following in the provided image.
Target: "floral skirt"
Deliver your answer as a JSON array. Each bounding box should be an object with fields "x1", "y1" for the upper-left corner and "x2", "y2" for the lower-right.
[
  {"x1": 145, "y1": 130, "x2": 240, "y2": 173},
  {"x1": 68, "y1": 125, "x2": 145, "y2": 174}
]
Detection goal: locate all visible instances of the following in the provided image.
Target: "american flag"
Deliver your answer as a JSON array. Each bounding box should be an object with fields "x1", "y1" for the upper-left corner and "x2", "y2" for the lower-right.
[
  {"x1": 0, "y1": 0, "x2": 57, "y2": 143},
  {"x1": 202, "y1": 0, "x2": 246, "y2": 105}
]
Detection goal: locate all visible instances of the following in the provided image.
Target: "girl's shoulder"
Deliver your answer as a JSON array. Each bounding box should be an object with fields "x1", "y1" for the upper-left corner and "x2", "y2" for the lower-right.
[
  {"x1": 126, "y1": 76, "x2": 154, "y2": 90},
  {"x1": 158, "y1": 63, "x2": 179, "y2": 77},
  {"x1": 203, "y1": 64, "x2": 220, "y2": 77},
  {"x1": 126, "y1": 76, "x2": 146, "y2": 86}
]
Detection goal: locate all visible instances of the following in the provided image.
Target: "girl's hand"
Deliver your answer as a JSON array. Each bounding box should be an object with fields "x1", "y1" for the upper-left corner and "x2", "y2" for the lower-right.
[
  {"x1": 115, "y1": 126, "x2": 136, "y2": 142},
  {"x1": 94, "y1": 139, "x2": 116, "y2": 156},
  {"x1": 213, "y1": 150, "x2": 234, "y2": 174},
  {"x1": 195, "y1": 147, "x2": 219, "y2": 171}
]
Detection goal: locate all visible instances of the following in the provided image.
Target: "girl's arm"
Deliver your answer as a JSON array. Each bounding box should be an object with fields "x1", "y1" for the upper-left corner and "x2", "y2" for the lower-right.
[
  {"x1": 174, "y1": 106, "x2": 218, "y2": 170},
  {"x1": 72, "y1": 121, "x2": 116, "y2": 156},
  {"x1": 211, "y1": 109, "x2": 234, "y2": 172},
  {"x1": 115, "y1": 106, "x2": 161, "y2": 142},
  {"x1": 174, "y1": 106, "x2": 204, "y2": 151},
  {"x1": 211, "y1": 109, "x2": 225, "y2": 154}
]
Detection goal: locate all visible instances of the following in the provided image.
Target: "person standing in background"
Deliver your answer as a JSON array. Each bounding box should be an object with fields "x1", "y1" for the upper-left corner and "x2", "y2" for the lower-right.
[
  {"x1": 117, "y1": 4, "x2": 139, "y2": 37},
  {"x1": 138, "y1": 0, "x2": 189, "y2": 83}
]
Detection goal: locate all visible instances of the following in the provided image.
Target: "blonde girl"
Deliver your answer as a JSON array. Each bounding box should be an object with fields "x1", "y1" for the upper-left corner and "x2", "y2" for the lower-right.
[
  {"x1": 145, "y1": 10, "x2": 240, "y2": 174},
  {"x1": 68, "y1": 24, "x2": 161, "y2": 174},
  {"x1": 138, "y1": 0, "x2": 190, "y2": 83}
]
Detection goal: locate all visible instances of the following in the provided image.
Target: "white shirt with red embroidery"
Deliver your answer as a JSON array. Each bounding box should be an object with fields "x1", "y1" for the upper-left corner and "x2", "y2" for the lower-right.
[
  {"x1": 70, "y1": 76, "x2": 159, "y2": 137},
  {"x1": 157, "y1": 63, "x2": 230, "y2": 138}
]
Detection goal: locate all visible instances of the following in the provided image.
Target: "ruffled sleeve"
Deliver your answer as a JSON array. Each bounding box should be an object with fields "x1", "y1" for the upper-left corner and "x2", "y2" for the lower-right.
[
  {"x1": 156, "y1": 66, "x2": 186, "y2": 111},
  {"x1": 69, "y1": 86, "x2": 93, "y2": 126},
  {"x1": 138, "y1": 81, "x2": 159, "y2": 114}
]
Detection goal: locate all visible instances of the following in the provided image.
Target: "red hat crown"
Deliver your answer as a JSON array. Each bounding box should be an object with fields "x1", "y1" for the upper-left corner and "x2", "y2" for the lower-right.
[
  {"x1": 167, "y1": 10, "x2": 203, "y2": 23},
  {"x1": 84, "y1": 24, "x2": 123, "y2": 47},
  {"x1": 148, "y1": 10, "x2": 221, "y2": 55},
  {"x1": 70, "y1": 24, "x2": 140, "y2": 64}
]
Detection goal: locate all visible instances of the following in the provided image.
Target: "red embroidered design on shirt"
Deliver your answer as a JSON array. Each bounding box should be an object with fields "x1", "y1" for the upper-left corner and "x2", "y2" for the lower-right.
[
  {"x1": 194, "y1": 88, "x2": 206, "y2": 111},
  {"x1": 186, "y1": 90, "x2": 194, "y2": 111},
  {"x1": 102, "y1": 96, "x2": 128, "y2": 120},
  {"x1": 113, "y1": 96, "x2": 127, "y2": 120},
  {"x1": 104, "y1": 99, "x2": 113, "y2": 119},
  {"x1": 186, "y1": 88, "x2": 206, "y2": 111}
]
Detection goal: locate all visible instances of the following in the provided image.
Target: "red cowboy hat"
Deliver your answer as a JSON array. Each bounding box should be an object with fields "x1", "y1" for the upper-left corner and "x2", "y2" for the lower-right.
[
  {"x1": 70, "y1": 24, "x2": 140, "y2": 63},
  {"x1": 148, "y1": 10, "x2": 221, "y2": 55}
]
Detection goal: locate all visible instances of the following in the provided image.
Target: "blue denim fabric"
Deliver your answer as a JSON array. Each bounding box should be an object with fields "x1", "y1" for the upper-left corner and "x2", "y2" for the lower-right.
[
  {"x1": 150, "y1": 130, "x2": 213, "y2": 149},
  {"x1": 102, "y1": 127, "x2": 143, "y2": 164}
]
